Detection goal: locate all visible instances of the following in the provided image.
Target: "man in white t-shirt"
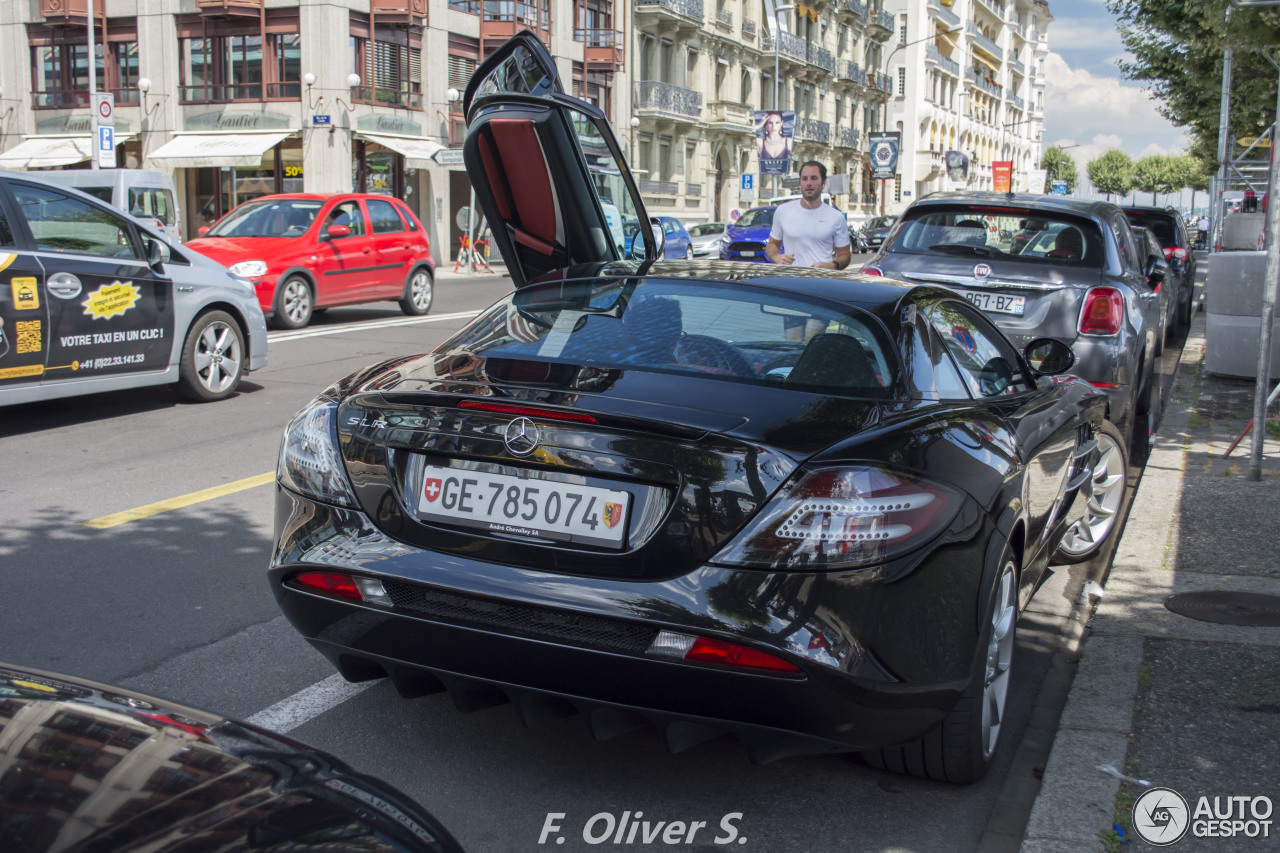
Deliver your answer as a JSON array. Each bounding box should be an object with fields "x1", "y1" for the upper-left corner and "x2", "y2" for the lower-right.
[{"x1": 765, "y1": 160, "x2": 852, "y2": 270}]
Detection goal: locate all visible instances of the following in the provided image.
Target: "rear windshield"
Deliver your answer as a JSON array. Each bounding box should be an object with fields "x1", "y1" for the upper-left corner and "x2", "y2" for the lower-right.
[
  {"x1": 1124, "y1": 211, "x2": 1178, "y2": 247},
  {"x1": 889, "y1": 207, "x2": 1104, "y2": 267},
  {"x1": 441, "y1": 278, "x2": 899, "y2": 399}
]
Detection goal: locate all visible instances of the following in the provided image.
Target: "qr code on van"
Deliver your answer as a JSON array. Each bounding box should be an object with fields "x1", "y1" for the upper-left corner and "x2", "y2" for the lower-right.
[{"x1": 15, "y1": 320, "x2": 41, "y2": 354}]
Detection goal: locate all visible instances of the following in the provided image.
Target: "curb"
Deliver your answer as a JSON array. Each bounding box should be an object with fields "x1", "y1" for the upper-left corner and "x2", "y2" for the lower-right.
[{"x1": 1019, "y1": 313, "x2": 1205, "y2": 852}]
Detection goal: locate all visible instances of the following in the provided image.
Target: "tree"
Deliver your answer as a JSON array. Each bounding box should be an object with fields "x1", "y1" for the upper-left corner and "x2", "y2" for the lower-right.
[
  {"x1": 1132, "y1": 154, "x2": 1179, "y2": 204},
  {"x1": 1040, "y1": 146, "x2": 1079, "y2": 193},
  {"x1": 1175, "y1": 154, "x2": 1213, "y2": 214},
  {"x1": 1088, "y1": 150, "x2": 1135, "y2": 200},
  {"x1": 1106, "y1": 0, "x2": 1279, "y2": 177}
]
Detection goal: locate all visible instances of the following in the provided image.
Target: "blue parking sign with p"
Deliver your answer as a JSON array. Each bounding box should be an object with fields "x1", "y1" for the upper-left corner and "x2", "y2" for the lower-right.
[
  {"x1": 99, "y1": 126, "x2": 114, "y2": 151},
  {"x1": 741, "y1": 174, "x2": 754, "y2": 191}
]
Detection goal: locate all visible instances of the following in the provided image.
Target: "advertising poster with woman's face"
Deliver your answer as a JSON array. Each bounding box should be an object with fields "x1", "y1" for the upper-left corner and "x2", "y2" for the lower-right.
[{"x1": 755, "y1": 110, "x2": 794, "y2": 175}]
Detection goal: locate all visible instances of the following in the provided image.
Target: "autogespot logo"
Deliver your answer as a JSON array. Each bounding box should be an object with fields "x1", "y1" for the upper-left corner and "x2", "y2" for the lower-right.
[{"x1": 1133, "y1": 787, "x2": 1191, "y2": 846}]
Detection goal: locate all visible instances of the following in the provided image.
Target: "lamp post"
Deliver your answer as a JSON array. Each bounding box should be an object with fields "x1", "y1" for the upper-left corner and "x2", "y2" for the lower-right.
[
  {"x1": 878, "y1": 24, "x2": 965, "y2": 214},
  {"x1": 772, "y1": 3, "x2": 794, "y2": 200}
]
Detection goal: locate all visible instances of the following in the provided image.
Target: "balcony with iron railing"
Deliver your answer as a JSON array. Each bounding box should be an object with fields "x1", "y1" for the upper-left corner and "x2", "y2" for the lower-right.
[
  {"x1": 925, "y1": 45, "x2": 961, "y2": 77},
  {"x1": 974, "y1": 0, "x2": 1007, "y2": 23},
  {"x1": 927, "y1": 0, "x2": 960, "y2": 27},
  {"x1": 715, "y1": 8, "x2": 732, "y2": 29},
  {"x1": 33, "y1": 87, "x2": 140, "y2": 110},
  {"x1": 1010, "y1": 93, "x2": 1025, "y2": 110},
  {"x1": 796, "y1": 116, "x2": 830, "y2": 144},
  {"x1": 1010, "y1": 57, "x2": 1025, "y2": 76},
  {"x1": 1009, "y1": 22, "x2": 1025, "y2": 41},
  {"x1": 636, "y1": 80, "x2": 702, "y2": 119},
  {"x1": 845, "y1": 0, "x2": 867, "y2": 21},
  {"x1": 742, "y1": 18, "x2": 756, "y2": 38},
  {"x1": 809, "y1": 44, "x2": 835, "y2": 73},
  {"x1": 639, "y1": 179, "x2": 680, "y2": 195},
  {"x1": 634, "y1": 0, "x2": 704, "y2": 26},
  {"x1": 177, "y1": 81, "x2": 302, "y2": 105},
  {"x1": 354, "y1": 83, "x2": 422, "y2": 109},
  {"x1": 839, "y1": 59, "x2": 867, "y2": 86},
  {"x1": 837, "y1": 126, "x2": 860, "y2": 149},
  {"x1": 965, "y1": 67, "x2": 1002, "y2": 97},
  {"x1": 687, "y1": 182, "x2": 702, "y2": 197},
  {"x1": 576, "y1": 28, "x2": 625, "y2": 68},
  {"x1": 873, "y1": 72, "x2": 892, "y2": 94},
  {"x1": 761, "y1": 30, "x2": 809, "y2": 64},
  {"x1": 966, "y1": 22, "x2": 1003, "y2": 61}
]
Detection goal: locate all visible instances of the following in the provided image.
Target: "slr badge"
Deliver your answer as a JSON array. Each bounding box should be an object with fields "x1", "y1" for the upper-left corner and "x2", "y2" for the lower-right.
[{"x1": 504, "y1": 417, "x2": 540, "y2": 456}]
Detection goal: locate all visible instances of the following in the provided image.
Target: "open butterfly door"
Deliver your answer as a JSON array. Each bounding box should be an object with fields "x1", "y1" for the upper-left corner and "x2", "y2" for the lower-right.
[{"x1": 462, "y1": 31, "x2": 655, "y2": 287}]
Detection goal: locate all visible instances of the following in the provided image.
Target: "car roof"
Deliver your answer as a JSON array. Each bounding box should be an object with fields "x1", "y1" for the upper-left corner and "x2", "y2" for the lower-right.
[{"x1": 909, "y1": 191, "x2": 1120, "y2": 219}]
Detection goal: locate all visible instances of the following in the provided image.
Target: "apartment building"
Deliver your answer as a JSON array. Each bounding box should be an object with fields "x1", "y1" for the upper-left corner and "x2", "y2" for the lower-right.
[
  {"x1": 882, "y1": 0, "x2": 1050, "y2": 214},
  {"x1": 0, "y1": 0, "x2": 900, "y2": 254}
]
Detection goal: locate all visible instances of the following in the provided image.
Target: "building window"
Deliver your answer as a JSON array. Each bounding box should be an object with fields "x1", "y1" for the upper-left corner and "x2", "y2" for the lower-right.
[
  {"x1": 894, "y1": 174, "x2": 902, "y2": 202},
  {"x1": 351, "y1": 21, "x2": 423, "y2": 110},
  {"x1": 897, "y1": 67, "x2": 905, "y2": 97},
  {"x1": 177, "y1": 13, "x2": 300, "y2": 104},
  {"x1": 28, "y1": 20, "x2": 139, "y2": 109}
]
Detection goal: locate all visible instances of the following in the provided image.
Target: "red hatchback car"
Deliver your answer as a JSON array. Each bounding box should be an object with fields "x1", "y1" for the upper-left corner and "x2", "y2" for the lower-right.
[{"x1": 187, "y1": 193, "x2": 434, "y2": 329}]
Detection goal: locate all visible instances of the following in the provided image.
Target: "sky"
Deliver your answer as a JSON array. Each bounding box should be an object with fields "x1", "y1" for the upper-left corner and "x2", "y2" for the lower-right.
[{"x1": 1041, "y1": 0, "x2": 1201, "y2": 205}]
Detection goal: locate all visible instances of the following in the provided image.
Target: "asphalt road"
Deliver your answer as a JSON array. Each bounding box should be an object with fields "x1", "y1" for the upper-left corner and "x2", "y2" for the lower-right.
[{"x1": 0, "y1": 267, "x2": 1197, "y2": 853}]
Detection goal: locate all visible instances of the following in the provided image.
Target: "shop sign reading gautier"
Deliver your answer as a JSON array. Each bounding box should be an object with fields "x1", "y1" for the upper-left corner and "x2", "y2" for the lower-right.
[
  {"x1": 186, "y1": 111, "x2": 293, "y2": 132},
  {"x1": 357, "y1": 115, "x2": 424, "y2": 136}
]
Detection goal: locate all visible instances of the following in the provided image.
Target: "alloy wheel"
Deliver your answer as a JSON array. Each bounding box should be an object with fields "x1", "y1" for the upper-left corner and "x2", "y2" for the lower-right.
[
  {"x1": 193, "y1": 319, "x2": 242, "y2": 395},
  {"x1": 1058, "y1": 425, "x2": 1127, "y2": 558},
  {"x1": 410, "y1": 270, "x2": 433, "y2": 310},
  {"x1": 281, "y1": 278, "x2": 311, "y2": 325},
  {"x1": 982, "y1": 561, "x2": 1016, "y2": 759}
]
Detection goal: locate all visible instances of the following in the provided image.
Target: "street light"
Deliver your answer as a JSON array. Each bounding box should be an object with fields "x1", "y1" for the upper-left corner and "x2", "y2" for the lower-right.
[{"x1": 878, "y1": 24, "x2": 965, "y2": 214}]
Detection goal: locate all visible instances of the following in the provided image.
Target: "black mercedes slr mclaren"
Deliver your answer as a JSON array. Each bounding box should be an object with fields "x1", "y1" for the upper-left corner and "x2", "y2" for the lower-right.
[{"x1": 268, "y1": 33, "x2": 1125, "y2": 784}]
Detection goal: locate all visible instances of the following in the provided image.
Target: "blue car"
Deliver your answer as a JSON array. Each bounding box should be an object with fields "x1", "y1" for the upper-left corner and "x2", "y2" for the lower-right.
[
  {"x1": 718, "y1": 206, "x2": 778, "y2": 262},
  {"x1": 656, "y1": 215, "x2": 693, "y2": 259}
]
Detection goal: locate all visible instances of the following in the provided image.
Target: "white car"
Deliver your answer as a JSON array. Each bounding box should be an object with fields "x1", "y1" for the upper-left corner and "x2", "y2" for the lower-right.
[
  {"x1": 688, "y1": 222, "x2": 727, "y2": 257},
  {"x1": 0, "y1": 170, "x2": 267, "y2": 407}
]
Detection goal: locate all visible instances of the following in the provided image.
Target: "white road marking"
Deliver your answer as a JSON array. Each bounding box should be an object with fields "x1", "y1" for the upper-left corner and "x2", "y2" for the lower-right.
[
  {"x1": 246, "y1": 674, "x2": 380, "y2": 733},
  {"x1": 269, "y1": 310, "x2": 480, "y2": 342}
]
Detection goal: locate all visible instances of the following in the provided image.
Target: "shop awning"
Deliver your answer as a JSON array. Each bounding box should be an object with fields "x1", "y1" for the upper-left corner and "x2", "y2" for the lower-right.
[
  {"x1": 145, "y1": 131, "x2": 293, "y2": 168},
  {"x1": 355, "y1": 132, "x2": 444, "y2": 168},
  {"x1": 0, "y1": 134, "x2": 137, "y2": 169}
]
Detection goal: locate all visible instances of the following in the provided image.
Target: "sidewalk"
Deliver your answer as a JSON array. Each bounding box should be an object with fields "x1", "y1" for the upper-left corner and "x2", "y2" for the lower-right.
[{"x1": 1022, "y1": 310, "x2": 1280, "y2": 851}]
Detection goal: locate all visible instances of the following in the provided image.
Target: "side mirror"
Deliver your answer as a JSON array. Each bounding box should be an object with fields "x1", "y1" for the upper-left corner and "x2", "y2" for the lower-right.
[
  {"x1": 1145, "y1": 256, "x2": 1169, "y2": 284},
  {"x1": 147, "y1": 236, "x2": 170, "y2": 269},
  {"x1": 322, "y1": 224, "x2": 351, "y2": 241},
  {"x1": 1023, "y1": 337, "x2": 1076, "y2": 375},
  {"x1": 197, "y1": 226, "x2": 210, "y2": 237}
]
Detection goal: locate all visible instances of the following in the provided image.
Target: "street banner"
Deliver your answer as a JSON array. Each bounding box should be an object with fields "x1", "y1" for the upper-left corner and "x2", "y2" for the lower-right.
[
  {"x1": 992, "y1": 160, "x2": 1013, "y2": 193},
  {"x1": 945, "y1": 150, "x2": 969, "y2": 184},
  {"x1": 868, "y1": 132, "x2": 900, "y2": 179},
  {"x1": 755, "y1": 110, "x2": 794, "y2": 176}
]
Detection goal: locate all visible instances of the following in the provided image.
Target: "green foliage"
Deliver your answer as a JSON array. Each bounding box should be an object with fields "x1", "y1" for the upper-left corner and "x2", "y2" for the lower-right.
[
  {"x1": 1040, "y1": 146, "x2": 1080, "y2": 193},
  {"x1": 1088, "y1": 149, "x2": 1135, "y2": 199},
  {"x1": 1132, "y1": 154, "x2": 1180, "y2": 203},
  {"x1": 1106, "y1": 0, "x2": 1280, "y2": 169}
]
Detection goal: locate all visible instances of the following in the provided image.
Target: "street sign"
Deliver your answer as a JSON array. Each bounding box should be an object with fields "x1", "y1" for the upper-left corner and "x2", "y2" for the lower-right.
[
  {"x1": 1051, "y1": 180, "x2": 1069, "y2": 195},
  {"x1": 740, "y1": 174, "x2": 754, "y2": 191},
  {"x1": 433, "y1": 148, "x2": 466, "y2": 166},
  {"x1": 97, "y1": 126, "x2": 117, "y2": 169},
  {"x1": 92, "y1": 93, "x2": 114, "y2": 126},
  {"x1": 456, "y1": 206, "x2": 480, "y2": 231},
  {"x1": 313, "y1": 115, "x2": 331, "y2": 126},
  {"x1": 730, "y1": 209, "x2": 742, "y2": 220},
  {"x1": 739, "y1": 188, "x2": 755, "y2": 200}
]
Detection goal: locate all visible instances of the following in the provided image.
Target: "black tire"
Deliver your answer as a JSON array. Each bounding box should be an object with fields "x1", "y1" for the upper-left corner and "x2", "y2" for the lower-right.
[
  {"x1": 399, "y1": 267, "x2": 434, "y2": 316},
  {"x1": 272, "y1": 276, "x2": 313, "y2": 330},
  {"x1": 1129, "y1": 367, "x2": 1153, "y2": 463},
  {"x1": 1177, "y1": 288, "x2": 1194, "y2": 331},
  {"x1": 861, "y1": 548, "x2": 1018, "y2": 784},
  {"x1": 1053, "y1": 419, "x2": 1129, "y2": 563},
  {"x1": 176, "y1": 311, "x2": 245, "y2": 403}
]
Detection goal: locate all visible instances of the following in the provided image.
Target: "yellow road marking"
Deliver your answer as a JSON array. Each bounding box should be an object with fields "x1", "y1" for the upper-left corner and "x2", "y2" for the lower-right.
[{"x1": 81, "y1": 472, "x2": 275, "y2": 529}]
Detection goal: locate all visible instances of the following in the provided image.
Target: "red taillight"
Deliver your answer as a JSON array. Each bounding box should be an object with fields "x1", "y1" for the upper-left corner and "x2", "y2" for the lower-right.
[
  {"x1": 458, "y1": 400, "x2": 598, "y2": 424},
  {"x1": 1089, "y1": 381, "x2": 1122, "y2": 389},
  {"x1": 861, "y1": 266, "x2": 884, "y2": 276},
  {"x1": 1164, "y1": 247, "x2": 1189, "y2": 261},
  {"x1": 1079, "y1": 288, "x2": 1123, "y2": 336},
  {"x1": 293, "y1": 571, "x2": 363, "y2": 600},
  {"x1": 684, "y1": 637, "x2": 802, "y2": 673}
]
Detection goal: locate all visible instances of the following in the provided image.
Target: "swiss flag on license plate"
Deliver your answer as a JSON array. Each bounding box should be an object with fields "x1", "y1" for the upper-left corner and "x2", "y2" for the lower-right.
[{"x1": 423, "y1": 478, "x2": 442, "y2": 503}]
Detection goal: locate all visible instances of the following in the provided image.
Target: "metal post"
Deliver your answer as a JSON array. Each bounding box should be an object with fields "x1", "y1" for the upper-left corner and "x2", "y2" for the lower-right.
[
  {"x1": 87, "y1": 0, "x2": 100, "y2": 170},
  {"x1": 1247, "y1": 54, "x2": 1280, "y2": 480},
  {"x1": 1213, "y1": 8, "x2": 1234, "y2": 251}
]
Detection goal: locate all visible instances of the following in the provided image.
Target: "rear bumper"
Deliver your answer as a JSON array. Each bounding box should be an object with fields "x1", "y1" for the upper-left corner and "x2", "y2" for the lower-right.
[{"x1": 270, "y1": 488, "x2": 991, "y2": 759}]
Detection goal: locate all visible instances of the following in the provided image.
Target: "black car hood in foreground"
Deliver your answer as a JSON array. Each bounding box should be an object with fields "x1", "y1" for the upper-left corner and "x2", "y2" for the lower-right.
[{"x1": 0, "y1": 665, "x2": 463, "y2": 853}]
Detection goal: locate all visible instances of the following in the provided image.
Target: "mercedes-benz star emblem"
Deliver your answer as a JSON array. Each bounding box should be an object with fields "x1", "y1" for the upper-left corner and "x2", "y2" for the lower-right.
[{"x1": 504, "y1": 417, "x2": 540, "y2": 456}]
